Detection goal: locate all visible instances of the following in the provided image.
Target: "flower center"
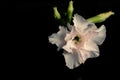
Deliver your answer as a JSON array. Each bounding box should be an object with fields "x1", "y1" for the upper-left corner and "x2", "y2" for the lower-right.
[
  {"x1": 73, "y1": 36, "x2": 80, "y2": 41},
  {"x1": 73, "y1": 35, "x2": 81, "y2": 44}
]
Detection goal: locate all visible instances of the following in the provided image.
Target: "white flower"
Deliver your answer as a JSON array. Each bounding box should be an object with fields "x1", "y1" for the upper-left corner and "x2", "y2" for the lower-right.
[{"x1": 49, "y1": 14, "x2": 106, "y2": 69}]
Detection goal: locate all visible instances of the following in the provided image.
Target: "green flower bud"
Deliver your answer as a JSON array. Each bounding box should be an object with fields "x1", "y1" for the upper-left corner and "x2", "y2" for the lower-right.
[
  {"x1": 67, "y1": 0, "x2": 74, "y2": 22},
  {"x1": 87, "y1": 11, "x2": 114, "y2": 23},
  {"x1": 53, "y1": 7, "x2": 61, "y2": 20}
]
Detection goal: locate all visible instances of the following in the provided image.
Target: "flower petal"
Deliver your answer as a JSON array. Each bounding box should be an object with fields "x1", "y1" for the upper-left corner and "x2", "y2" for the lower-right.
[
  {"x1": 67, "y1": 23, "x2": 72, "y2": 31},
  {"x1": 84, "y1": 39, "x2": 99, "y2": 52},
  {"x1": 93, "y1": 25, "x2": 106, "y2": 45},
  {"x1": 48, "y1": 26, "x2": 67, "y2": 50},
  {"x1": 65, "y1": 26, "x2": 78, "y2": 41},
  {"x1": 73, "y1": 14, "x2": 97, "y2": 34},
  {"x1": 73, "y1": 14, "x2": 87, "y2": 28},
  {"x1": 63, "y1": 48, "x2": 99, "y2": 69},
  {"x1": 63, "y1": 52, "x2": 81, "y2": 69},
  {"x1": 79, "y1": 49, "x2": 99, "y2": 63},
  {"x1": 62, "y1": 40, "x2": 76, "y2": 53}
]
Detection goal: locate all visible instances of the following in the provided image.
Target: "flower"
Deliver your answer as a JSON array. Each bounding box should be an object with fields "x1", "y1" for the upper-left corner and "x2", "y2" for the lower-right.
[{"x1": 49, "y1": 14, "x2": 106, "y2": 69}]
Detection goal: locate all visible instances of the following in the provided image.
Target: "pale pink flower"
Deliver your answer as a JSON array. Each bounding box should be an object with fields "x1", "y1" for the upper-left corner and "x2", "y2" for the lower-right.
[{"x1": 49, "y1": 14, "x2": 106, "y2": 69}]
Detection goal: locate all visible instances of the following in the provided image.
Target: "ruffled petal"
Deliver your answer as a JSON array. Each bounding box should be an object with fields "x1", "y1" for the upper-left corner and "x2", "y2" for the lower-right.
[
  {"x1": 62, "y1": 40, "x2": 76, "y2": 53},
  {"x1": 63, "y1": 48, "x2": 99, "y2": 69},
  {"x1": 93, "y1": 25, "x2": 106, "y2": 45},
  {"x1": 65, "y1": 26, "x2": 78, "y2": 41},
  {"x1": 48, "y1": 26, "x2": 67, "y2": 50},
  {"x1": 73, "y1": 14, "x2": 87, "y2": 28},
  {"x1": 73, "y1": 14, "x2": 97, "y2": 34}
]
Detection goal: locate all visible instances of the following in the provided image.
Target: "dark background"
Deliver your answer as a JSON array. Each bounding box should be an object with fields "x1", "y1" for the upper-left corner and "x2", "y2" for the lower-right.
[{"x1": 6, "y1": 0, "x2": 119, "y2": 80}]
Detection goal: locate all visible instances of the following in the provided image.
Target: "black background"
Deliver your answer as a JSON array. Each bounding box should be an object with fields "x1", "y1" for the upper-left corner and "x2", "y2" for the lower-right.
[{"x1": 5, "y1": 0, "x2": 119, "y2": 80}]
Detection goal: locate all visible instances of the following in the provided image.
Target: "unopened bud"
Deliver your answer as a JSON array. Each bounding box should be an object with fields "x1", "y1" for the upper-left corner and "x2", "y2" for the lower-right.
[
  {"x1": 53, "y1": 7, "x2": 61, "y2": 20},
  {"x1": 87, "y1": 11, "x2": 114, "y2": 23}
]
